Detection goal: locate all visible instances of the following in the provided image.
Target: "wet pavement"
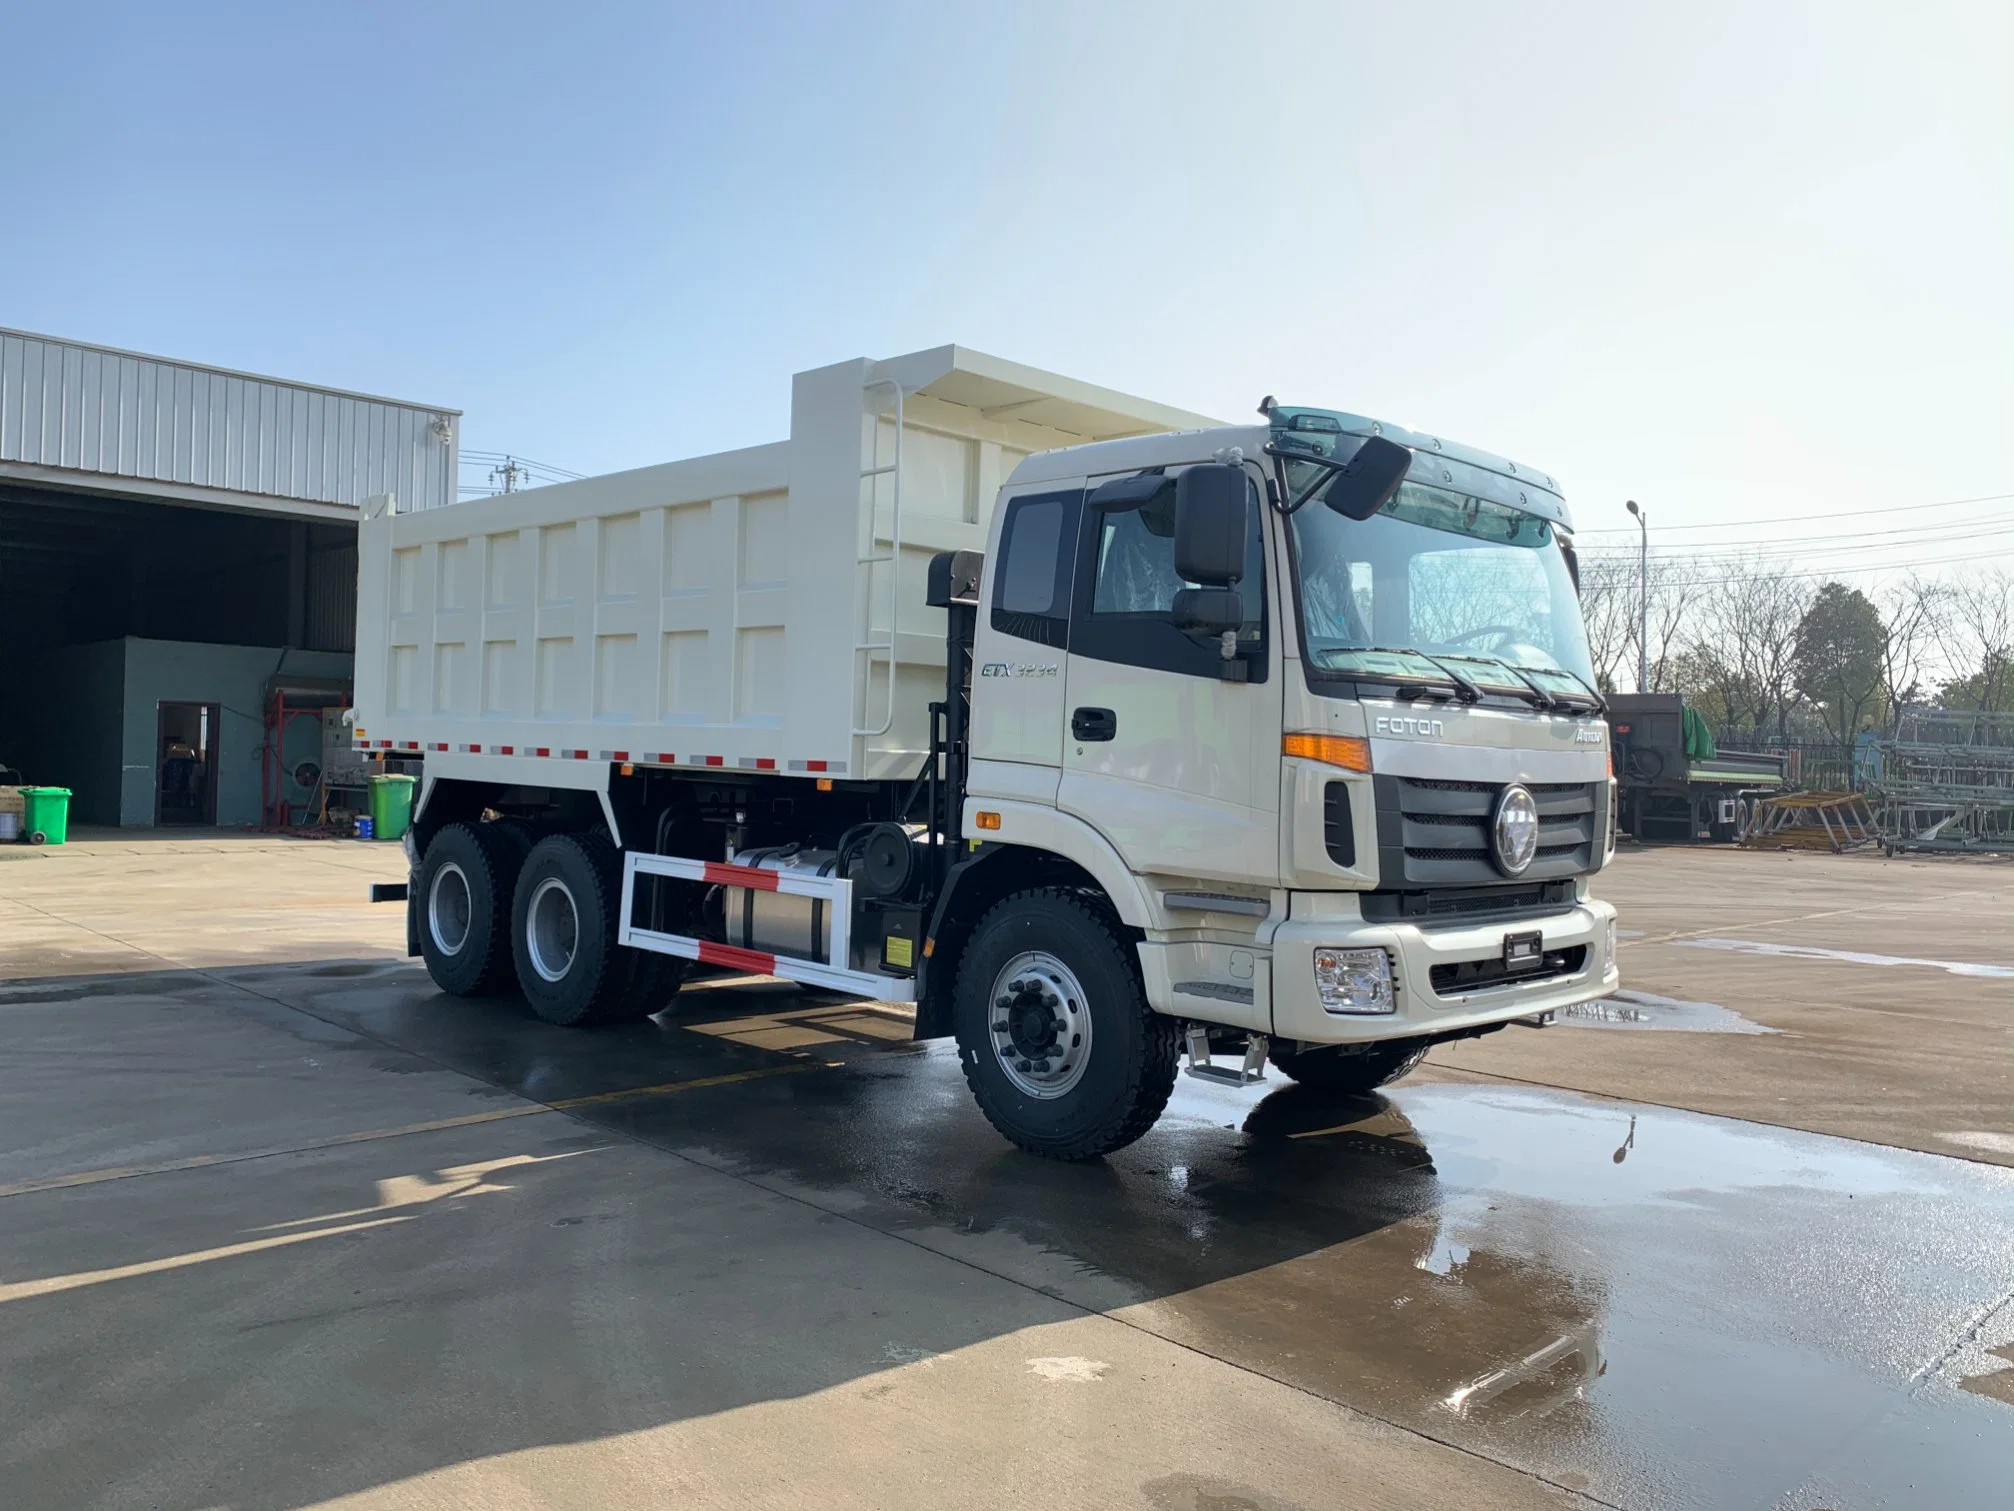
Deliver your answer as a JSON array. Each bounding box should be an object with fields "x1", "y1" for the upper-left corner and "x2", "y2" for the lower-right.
[
  {"x1": 5, "y1": 836, "x2": 2014, "y2": 1508},
  {"x1": 7, "y1": 954, "x2": 2010, "y2": 1509}
]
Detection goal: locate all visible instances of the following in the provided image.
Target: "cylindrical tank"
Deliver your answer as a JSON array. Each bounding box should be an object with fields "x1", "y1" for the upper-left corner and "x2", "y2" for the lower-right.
[{"x1": 720, "y1": 846, "x2": 839, "y2": 964}]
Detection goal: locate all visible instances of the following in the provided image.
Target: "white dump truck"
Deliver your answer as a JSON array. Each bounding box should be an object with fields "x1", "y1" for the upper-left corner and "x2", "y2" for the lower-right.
[{"x1": 356, "y1": 345, "x2": 1619, "y2": 1159}]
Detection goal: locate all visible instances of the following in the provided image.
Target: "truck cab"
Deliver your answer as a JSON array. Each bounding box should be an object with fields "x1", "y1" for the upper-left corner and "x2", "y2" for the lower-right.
[{"x1": 928, "y1": 407, "x2": 1618, "y2": 1138}]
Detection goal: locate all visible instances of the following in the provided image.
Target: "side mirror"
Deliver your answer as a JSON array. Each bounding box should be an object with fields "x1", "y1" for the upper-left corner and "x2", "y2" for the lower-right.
[
  {"x1": 1088, "y1": 471, "x2": 1173, "y2": 512},
  {"x1": 1173, "y1": 463, "x2": 1247, "y2": 585},
  {"x1": 1172, "y1": 587, "x2": 1243, "y2": 637},
  {"x1": 1321, "y1": 435, "x2": 1411, "y2": 521}
]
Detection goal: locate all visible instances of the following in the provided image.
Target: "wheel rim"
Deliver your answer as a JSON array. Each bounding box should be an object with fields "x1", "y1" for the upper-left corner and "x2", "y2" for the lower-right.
[
  {"x1": 526, "y1": 877, "x2": 579, "y2": 983},
  {"x1": 427, "y1": 861, "x2": 473, "y2": 956},
  {"x1": 987, "y1": 950, "x2": 1093, "y2": 1099}
]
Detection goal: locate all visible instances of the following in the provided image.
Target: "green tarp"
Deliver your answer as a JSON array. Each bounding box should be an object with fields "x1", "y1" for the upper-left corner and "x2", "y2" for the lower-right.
[{"x1": 1683, "y1": 704, "x2": 1718, "y2": 761}]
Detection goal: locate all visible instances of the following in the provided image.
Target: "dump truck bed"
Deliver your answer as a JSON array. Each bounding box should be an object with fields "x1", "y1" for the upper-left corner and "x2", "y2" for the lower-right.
[{"x1": 351, "y1": 347, "x2": 1216, "y2": 782}]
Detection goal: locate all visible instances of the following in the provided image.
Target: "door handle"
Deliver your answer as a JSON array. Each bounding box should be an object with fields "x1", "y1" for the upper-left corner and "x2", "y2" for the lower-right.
[{"x1": 1072, "y1": 706, "x2": 1117, "y2": 742}]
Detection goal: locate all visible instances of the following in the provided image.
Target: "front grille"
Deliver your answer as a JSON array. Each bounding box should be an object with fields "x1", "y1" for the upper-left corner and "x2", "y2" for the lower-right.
[
  {"x1": 1323, "y1": 781, "x2": 1355, "y2": 867},
  {"x1": 1373, "y1": 775, "x2": 1603, "y2": 887},
  {"x1": 1430, "y1": 944, "x2": 1587, "y2": 995},
  {"x1": 1359, "y1": 880, "x2": 1578, "y2": 924}
]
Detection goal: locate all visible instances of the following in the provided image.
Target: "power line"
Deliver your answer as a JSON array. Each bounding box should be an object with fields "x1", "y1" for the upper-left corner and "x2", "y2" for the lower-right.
[
  {"x1": 1595, "y1": 543, "x2": 2014, "y2": 589},
  {"x1": 458, "y1": 450, "x2": 585, "y2": 480},
  {"x1": 1578, "y1": 506, "x2": 2012, "y2": 550},
  {"x1": 1581, "y1": 525, "x2": 2013, "y2": 560},
  {"x1": 1574, "y1": 489, "x2": 2012, "y2": 536}
]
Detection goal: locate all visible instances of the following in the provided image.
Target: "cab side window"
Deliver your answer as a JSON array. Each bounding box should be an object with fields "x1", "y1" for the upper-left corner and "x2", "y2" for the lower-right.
[
  {"x1": 989, "y1": 490, "x2": 1081, "y2": 648},
  {"x1": 1071, "y1": 478, "x2": 1268, "y2": 680}
]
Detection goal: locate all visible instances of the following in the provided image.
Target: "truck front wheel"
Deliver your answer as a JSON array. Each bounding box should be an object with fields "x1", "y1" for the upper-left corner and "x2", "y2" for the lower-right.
[
  {"x1": 953, "y1": 889, "x2": 1180, "y2": 1161},
  {"x1": 1272, "y1": 1038, "x2": 1430, "y2": 1094},
  {"x1": 417, "y1": 821, "x2": 525, "y2": 996}
]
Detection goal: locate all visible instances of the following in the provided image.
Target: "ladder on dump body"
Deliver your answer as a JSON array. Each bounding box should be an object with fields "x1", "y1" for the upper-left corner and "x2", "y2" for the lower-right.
[{"x1": 853, "y1": 377, "x2": 907, "y2": 738}]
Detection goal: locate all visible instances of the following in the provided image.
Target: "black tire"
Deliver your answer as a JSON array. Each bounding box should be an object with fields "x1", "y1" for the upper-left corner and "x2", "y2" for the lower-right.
[
  {"x1": 510, "y1": 832, "x2": 684, "y2": 1025},
  {"x1": 952, "y1": 888, "x2": 1180, "y2": 1161},
  {"x1": 417, "y1": 822, "x2": 523, "y2": 996},
  {"x1": 1272, "y1": 1038, "x2": 1431, "y2": 1095},
  {"x1": 598, "y1": 946, "x2": 689, "y2": 1022}
]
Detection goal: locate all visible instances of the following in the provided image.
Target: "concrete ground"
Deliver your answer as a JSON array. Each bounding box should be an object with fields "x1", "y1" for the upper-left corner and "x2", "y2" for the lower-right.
[{"x1": 2, "y1": 831, "x2": 2011, "y2": 1510}]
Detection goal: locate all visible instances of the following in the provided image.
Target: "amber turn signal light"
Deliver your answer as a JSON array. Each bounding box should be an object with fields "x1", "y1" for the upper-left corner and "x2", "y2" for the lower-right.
[
  {"x1": 974, "y1": 810, "x2": 1002, "y2": 830},
  {"x1": 1282, "y1": 733, "x2": 1373, "y2": 773}
]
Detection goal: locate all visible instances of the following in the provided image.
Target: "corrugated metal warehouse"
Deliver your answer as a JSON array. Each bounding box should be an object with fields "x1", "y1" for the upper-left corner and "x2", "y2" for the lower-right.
[{"x1": 0, "y1": 328, "x2": 457, "y2": 829}]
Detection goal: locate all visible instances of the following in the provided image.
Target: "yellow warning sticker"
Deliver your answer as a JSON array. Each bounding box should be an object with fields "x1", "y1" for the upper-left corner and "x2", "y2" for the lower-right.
[{"x1": 884, "y1": 935, "x2": 914, "y2": 969}]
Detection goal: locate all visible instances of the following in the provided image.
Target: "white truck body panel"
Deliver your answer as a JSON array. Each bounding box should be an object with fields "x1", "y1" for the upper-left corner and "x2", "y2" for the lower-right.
[{"x1": 352, "y1": 346, "x2": 1218, "y2": 785}]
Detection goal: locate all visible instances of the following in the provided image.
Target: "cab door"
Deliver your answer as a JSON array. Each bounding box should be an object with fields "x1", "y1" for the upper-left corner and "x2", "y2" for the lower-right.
[
  {"x1": 966, "y1": 484, "x2": 1084, "y2": 801},
  {"x1": 1057, "y1": 465, "x2": 1281, "y2": 883}
]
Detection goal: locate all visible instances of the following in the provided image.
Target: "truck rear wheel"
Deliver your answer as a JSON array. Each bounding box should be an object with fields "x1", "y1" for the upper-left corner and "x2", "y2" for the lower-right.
[
  {"x1": 510, "y1": 832, "x2": 685, "y2": 1025},
  {"x1": 1272, "y1": 1038, "x2": 1430, "y2": 1095},
  {"x1": 953, "y1": 888, "x2": 1179, "y2": 1161},
  {"x1": 418, "y1": 821, "x2": 524, "y2": 996}
]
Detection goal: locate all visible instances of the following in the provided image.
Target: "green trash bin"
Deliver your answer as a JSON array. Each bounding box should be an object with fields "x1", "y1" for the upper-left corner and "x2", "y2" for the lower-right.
[
  {"x1": 367, "y1": 773, "x2": 416, "y2": 842},
  {"x1": 22, "y1": 787, "x2": 72, "y2": 846}
]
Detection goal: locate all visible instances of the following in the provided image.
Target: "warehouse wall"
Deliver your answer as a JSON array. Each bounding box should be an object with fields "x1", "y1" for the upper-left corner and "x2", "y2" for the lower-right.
[
  {"x1": 1, "y1": 640, "x2": 127, "y2": 824},
  {"x1": 118, "y1": 640, "x2": 353, "y2": 827}
]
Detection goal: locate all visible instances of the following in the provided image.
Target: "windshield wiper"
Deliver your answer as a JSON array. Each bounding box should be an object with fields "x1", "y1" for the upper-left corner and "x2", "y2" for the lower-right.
[
  {"x1": 1359, "y1": 646, "x2": 1482, "y2": 703},
  {"x1": 1515, "y1": 664, "x2": 1606, "y2": 713},
  {"x1": 1479, "y1": 660, "x2": 1564, "y2": 712}
]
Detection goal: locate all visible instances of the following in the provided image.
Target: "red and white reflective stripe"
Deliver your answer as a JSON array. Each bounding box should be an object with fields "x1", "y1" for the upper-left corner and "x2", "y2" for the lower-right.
[
  {"x1": 463, "y1": 744, "x2": 481, "y2": 753},
  {"x1": 701, "y1": 755, "x2": 724, "y2": 766},
  {"x1": 617, "y1": 851, "x2": 915, "y2": 1003},
  {"x1": 378, "y1": 740, "x2": 393, "y2": 749},
  {"x1": 433, "y1": 743, "x2": 449, "y2": 752},
  {"x1": 698, "y1": 860, "x2": 781, "y2": 890},
  {"x1": 599, "y1": 750, "x2": 630, "y2": 762},
  {"x1": 695, "y1": 940, "x2": 777, "y2": 975}
]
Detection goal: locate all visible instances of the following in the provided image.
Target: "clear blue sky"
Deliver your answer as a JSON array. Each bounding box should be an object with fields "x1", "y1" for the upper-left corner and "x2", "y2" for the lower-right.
[{"x1": 4, "y1": 1, "x2": 2008, "y2": 573}]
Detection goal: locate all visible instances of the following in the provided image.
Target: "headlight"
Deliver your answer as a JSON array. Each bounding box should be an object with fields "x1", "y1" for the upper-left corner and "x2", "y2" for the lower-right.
[
  {"x1": 1314, "y1": 947, "x2": 1395, "y2": 1015},
  {"x1": 1604, "y1": 915, "x2": 1617, "y2": 966}
]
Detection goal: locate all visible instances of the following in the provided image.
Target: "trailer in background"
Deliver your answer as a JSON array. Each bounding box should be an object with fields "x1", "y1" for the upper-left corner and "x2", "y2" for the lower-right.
[{"x1": 1605, "y1": 693, "x2": 1785, "y2": 843}]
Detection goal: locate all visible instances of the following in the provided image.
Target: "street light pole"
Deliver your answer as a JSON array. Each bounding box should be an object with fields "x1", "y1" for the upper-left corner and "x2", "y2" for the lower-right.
[{"x1": 1625, "y1": 499, "x2": 1648, "y2": 691}]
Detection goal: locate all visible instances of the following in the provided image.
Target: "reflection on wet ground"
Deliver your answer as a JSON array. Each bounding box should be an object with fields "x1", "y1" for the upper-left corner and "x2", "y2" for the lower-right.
[
  {"x1": 1679, "y1": 938, "x2": 2014, "y2": 979},
  {"x1": 247, "y1": 961, "x2": 2014, "y2": 1510},
  {"x1": 1559, "y1": 987, "x2": 1777, "y2": 1034}
]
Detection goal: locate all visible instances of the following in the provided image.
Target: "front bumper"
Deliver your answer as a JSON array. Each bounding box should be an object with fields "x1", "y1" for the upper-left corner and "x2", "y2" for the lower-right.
[{"x1": 1270, "y1": 895, "x2": 1618, "y2": 1045}]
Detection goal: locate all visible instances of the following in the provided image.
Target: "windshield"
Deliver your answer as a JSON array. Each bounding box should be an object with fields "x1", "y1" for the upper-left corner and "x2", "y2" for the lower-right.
[{"x1": 1287, "y1": 478, "x2": 1598, "y2": 698}]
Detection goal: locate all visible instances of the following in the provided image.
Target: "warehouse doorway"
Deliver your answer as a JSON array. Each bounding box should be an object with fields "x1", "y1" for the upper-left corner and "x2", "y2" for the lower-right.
[{"x1": 156, "y1": 702, "x2": 219, "y2": 827}]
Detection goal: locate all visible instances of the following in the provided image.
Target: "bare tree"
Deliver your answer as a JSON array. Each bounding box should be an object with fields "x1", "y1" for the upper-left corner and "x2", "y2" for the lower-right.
[
  {"x1": 1573, "y1": 551, "x2": 1638, "y2": 692},
  {"x1": 1679, "y1": 555, "x2": 1812, "y2": 743},
  {"x1": 1640, "y1": 551, "x2": 1700, "y2": 694},
  {"x1": 1876, "y1": 574, "x2": 1951, "y2": 730},
  {"x1": 1939, "y1": 566, "x2": 2014, "y2": 712}
]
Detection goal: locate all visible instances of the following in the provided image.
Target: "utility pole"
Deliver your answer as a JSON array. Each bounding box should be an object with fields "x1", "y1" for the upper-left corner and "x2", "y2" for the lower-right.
[
  {"x1": 1625, "y1": 499, "x2": 1648, "y2": 691},
  {"x1": 489, "y1": 456, "x2": 528, "y2": 494}
]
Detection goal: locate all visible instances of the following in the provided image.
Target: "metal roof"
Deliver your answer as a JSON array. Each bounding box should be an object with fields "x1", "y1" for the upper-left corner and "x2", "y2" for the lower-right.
[{"x1": 0, "y1": 327, "x2": 460, "y2": 519}]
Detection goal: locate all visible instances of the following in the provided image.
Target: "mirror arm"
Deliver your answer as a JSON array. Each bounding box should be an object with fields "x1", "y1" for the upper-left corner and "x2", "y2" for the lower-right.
[{"x1": 1262, "y1": 443, "x2": 1344, "y2": 516}]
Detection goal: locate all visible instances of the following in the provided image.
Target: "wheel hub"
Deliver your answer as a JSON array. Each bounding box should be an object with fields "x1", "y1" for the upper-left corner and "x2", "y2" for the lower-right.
[
  {"x1": 987, "y1": 951, "x2": 1092, "y2": 1100},
  {"x1": 526, "y1": 877, "x2": 580, "y2": 984},
  {"x1": 428, "y1": 861, "x2": 472, "y2": 956}
]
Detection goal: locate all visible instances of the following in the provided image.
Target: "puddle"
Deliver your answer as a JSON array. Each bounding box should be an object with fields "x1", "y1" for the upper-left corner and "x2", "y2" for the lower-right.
[
  {"x1": 1557, "y1": 988, "x2": 1776, "y2": 1034},
  {"x1": 1679, "y1": 938, "x2": 2014, "y2": 979}
]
